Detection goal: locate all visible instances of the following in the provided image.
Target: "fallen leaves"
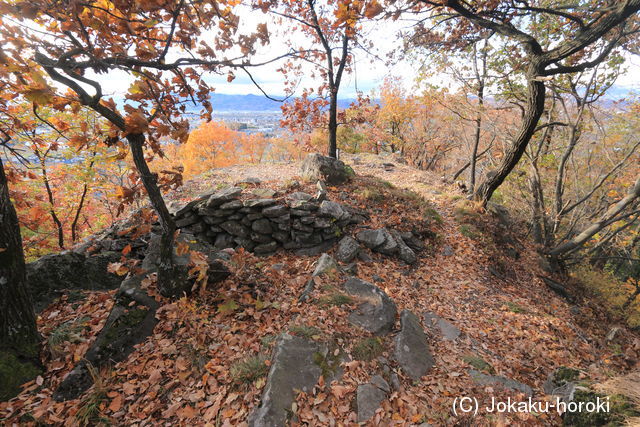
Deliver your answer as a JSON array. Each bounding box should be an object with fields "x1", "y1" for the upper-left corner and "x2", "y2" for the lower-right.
[{"x1": 2, "y1": 165, "x2": 637, "y2": 426}]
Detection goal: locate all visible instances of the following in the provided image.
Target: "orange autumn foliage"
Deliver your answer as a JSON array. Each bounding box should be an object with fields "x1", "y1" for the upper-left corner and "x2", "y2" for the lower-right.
[{"x1": 155, "y1": 121, "x2": 281, "y2": 179}]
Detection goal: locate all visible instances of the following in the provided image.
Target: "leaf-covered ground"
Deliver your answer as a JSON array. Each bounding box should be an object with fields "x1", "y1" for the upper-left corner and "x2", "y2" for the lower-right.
[{"x1": 2, "y1": 153, "x2": 639, "y2": 426}]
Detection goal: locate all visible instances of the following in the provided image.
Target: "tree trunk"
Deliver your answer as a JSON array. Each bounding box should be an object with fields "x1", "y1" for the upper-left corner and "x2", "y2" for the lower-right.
[
  {"x1": 0, "y1": 156, "x2": 41, "y2": 401},
  {"x1": 328, "y1": 89, "x2": 338, "y2": 158},
  {"x1": 71, "y1": 148, "x2": 97, "y2": 242},
  {"x1": 469, "y1": 38, "x2": 487, "y2": 193},
  {"x1": 126, "y1": 133, "x2": 180, "y2": 297},
  {"x1": 474, "y1": 62, "x2": 546, "y2": 205},
  {"x1": 71, "y1": 184, "x2": 88, "y2": 242},
  {"x1": 39, "y1": 157, "x2": 64, "y2": 249},
  {"x1": 549, "y1": 176, "x2": 640, "y2": 257},
  {"x1": 469, "y1": 96, "x2": 483, "y2": 193},
  {"x1": 529, "y1": 172, "x2": 545, "y2": 245}
]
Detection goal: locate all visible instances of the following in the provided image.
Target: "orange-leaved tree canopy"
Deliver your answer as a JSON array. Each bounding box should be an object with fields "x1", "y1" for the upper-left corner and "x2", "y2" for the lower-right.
[
  {"x1": 0, "y1": 0, "x2": 279, "y2": 299},
  {"x1": 0, "y1": 0, "x2": 279, "y2": 396}
]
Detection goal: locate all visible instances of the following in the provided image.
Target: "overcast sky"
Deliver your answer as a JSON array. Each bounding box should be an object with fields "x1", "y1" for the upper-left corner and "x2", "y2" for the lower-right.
[{"x1": 91, "y1": 7, "x2": 639, "y2": 102}]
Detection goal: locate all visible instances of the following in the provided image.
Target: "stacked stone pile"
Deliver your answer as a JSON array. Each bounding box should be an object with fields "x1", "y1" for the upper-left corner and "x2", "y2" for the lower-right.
[{"x1": 170, "y1": 185, "x2": 360, "y2": 255}]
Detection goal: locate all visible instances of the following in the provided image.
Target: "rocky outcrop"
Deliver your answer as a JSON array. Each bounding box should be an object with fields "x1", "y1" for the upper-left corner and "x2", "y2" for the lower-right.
[
  {"x1": 170, "y1": 186, "x2": 359, "y2": 256},
  {"x1": 312, "y1": 253, "x2": 340, "y2": 277},
  {"x1": 393, "y1": 310, "x2": 434, "y2": 380},
  {"x1": 26, "y1": 251, "x2": 122, "y2": 312},
  {"x1": 54, "y1": 234, "x2": 231, "y2": 400},
  {"x1": 54, "y1": 273, "x2": 159, "y2": 401},
  {"x1": 300, "y1": 153, "x2": 352, "y2": 185},
  {"x1": 249, "y1": 334, "x2": 325, "y2": 426},
  {"x1": 343, "y1": 277, "x2": 397, "y2": 335}
]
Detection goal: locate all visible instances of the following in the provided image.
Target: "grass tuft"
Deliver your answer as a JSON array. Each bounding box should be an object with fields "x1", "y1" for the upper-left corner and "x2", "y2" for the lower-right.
[
  {"x1": 75, "y1": 364, "x2": 110, "y2": 426},
  {"x1": 289, "y1": 325, "x2": 321, "y2": 340},
  {"x1": 505, "y1": 301, "x2": 526, "y2": 314},
  {"x1": 230, "y1": 354, "x2": 269, "y2": 385},
  {"x1": 317, "y1": 292, "x2": 354, "y2": 307},
  {"x1": 352, "y1": 337, "x2": 384, "y2": 361},
  {"x1": 47, "y1": 317, "x2": 89, "y2": 358}
]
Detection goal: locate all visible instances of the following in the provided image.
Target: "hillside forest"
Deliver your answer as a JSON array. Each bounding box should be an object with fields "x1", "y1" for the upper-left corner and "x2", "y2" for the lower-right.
[{"x1": 2, "y1": 1, "x2": 640, "y2": 426}]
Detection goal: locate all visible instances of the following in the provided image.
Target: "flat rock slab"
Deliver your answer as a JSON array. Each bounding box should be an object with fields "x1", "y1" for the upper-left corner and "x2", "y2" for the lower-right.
[
  {"x1": 249, "y1": 334, "x2": 325, "y2": 426},
  {"x1": 424, "y1": 311, "x2": 461, "y2": 341},
  {"x1": 394, "y1": 310, "x2": 435, "y2": 380},
  {"x1": 251, "y1": 188, "x2": 278, "y2": 198},
  {"x1": 343, "y1": 277, "x2": 397, "y2": 335},
  {"x1": 469, "y1": 369, "x2": 533, "y2": 397},
  {"x1": 293, "y1": 239, "x2": 336, "y2": 257},
  {"x1": 206, "y1": 187, "x2": 242, "y2": 207},
  {"x1": 357, "y1": 382, "x2": 387, "y2": 422},
  {"x1": 356, "y1": 229, "x2": 386, "y2": 249}
]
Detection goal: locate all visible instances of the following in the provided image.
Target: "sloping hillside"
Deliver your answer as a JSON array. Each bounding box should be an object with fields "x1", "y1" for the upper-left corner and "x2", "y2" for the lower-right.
[{"x1": 2, "y1": 153, "x2": 639, "y2": 426}]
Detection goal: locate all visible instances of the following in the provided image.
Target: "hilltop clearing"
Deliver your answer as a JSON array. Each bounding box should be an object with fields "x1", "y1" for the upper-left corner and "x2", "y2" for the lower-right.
[{"x1": 2, "y1": 154, "x2": 639, "y2": 426}]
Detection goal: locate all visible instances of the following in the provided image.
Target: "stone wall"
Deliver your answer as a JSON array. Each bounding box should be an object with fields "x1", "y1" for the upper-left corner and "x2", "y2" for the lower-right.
[{"x1": 170, "y1": 185, "x2": 360, "y2": 255}]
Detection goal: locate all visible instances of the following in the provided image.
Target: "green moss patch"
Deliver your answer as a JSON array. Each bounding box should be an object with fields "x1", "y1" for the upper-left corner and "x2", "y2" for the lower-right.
[
  {"x1": 459, "y1": 224, "x2": 482, "y2": 240},
  {"x1": 563, "y1": 391, "x2": 639, "y2": 426},
  {"x1": 463, "y1": 354, "x2": 495, "y2": 375},
  {"x1": 505, "y1": 302, "x2": 526, "y2": 314},
  {"x1": 313, "y1": 348, "x2": 342, "y2": 379},
  {"x1": 317, "y1": 292, "x2": 353, "y2": 307},
  {"x1": 103, "y1": 308, "x2": 148, "y2": 344},
  {"x1": 0, "y1": 351, "x2": 42, "y2": 401},
  {"x1": 351, "y1": 337, "x2": 384, "y2": 362}
]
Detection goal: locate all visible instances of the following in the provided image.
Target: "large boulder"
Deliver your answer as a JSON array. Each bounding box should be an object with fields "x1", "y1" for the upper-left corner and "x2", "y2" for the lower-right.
[
  {"x1": 249, "y1": 334, "x2": 325, "y2": 426},
  {"x1": 343, "y1": 277, "x2": 397, "y2": 335},
  {"x1": 301, "y1": 153, "x2": 352, "y2": 185},
  {"x1": 26, "y1": 251, "x2": 122, "y2": 312},
  {"x1": 393, "y1": 310, "x2": 434, "y2": 380}
]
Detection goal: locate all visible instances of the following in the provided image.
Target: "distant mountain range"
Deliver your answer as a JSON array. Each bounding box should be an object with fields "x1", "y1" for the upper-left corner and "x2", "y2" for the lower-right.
[
  {"x1": 209, "y1": 93, "x2": 363, "y2": 112},
  {"x1": 207, "y1": 85, "x2": 638, "y2": 112}
]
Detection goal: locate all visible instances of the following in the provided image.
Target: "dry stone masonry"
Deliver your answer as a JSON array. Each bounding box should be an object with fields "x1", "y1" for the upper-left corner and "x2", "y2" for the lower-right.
[{"x1": 170, "y1": 184, "x2": 360, "y2": 256}]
